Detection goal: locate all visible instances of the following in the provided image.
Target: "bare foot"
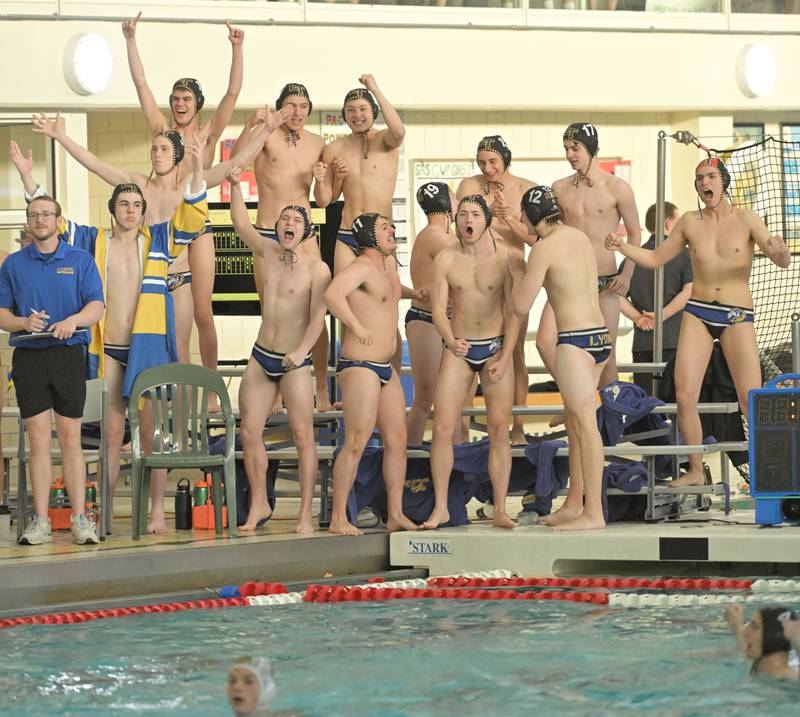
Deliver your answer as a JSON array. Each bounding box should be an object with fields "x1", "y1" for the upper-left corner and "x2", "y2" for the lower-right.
[
  {"x1": 331, "y1": 400, "x2": 343, "y2": 410},
  {"x1": 240, "y1": 504, "x2": 273, "y2": 532},
  {"x1": 554, "y1": 513, "x2": 606, "y2": 531},
  {"x1": 511, "y1": 429, "x2": 527, "y2": 446},
  {"x1": 540, "y1": 505, "x2": 583, "y2": 526},
  {"x1": 207, "y1": 393, "x2": 222, "y2": 415},
  {"x1": 315, "y1": 392, "x2": 333, "y2": 413},
  {"x1": 147, "y1": 508, "x2": 168, "y2": 535},
  {"x1": 422, "y1": 507, "x2": 450, "y2": 530},
  {"x1": 493, "y1": 512, "x2": 516, "y2": 529},
  {"x1": 295, "y1": 513, "x2": 315, "y2": 534},
  {"x1": 670, "y1": 471, "x2": 706, "y2": 487},
  {"x1": 330, "y1": 516, "x2": 363, "y2": 535},
  {"x1": 548, "y1": 412, "x2": 565, "y2": 428},
  {"x1": 386, "y1": 513, "x2": 419, "y2": 532}
]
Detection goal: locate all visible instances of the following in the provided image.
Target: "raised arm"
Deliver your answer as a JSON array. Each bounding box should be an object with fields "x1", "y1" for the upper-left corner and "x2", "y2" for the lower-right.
[
  {"x1": 491, "y1": 184, "x2": 536, "y2": 247},
  {"x1": 749, "y1": 211, "x2": 791, "y2": 269},
  {"x1": 200, "y1": 22, "x2": 245, "y2": 166},
  {"x1": 359, "y1": 74, "x2": 404, "y2": 149},
  {"x1": 229, "y1": 108, "x2": 267, "y2": 157},
  {"x1": 9, "y1": 141, "x2": 38, "y2": 196},
  {"x1": 227, "y1": 168, "x2": 267, "y2": 257},
  {"x1": 604, "y1": 215, "x2": 687, "y2": 270},
  {"x1": 285, "y1": 262, "x2": 332, "y2": 369},
  {"x1": 122, "y1": 12, "x2": 168, "y2": 135},
  {"x1": 324, "y1": 262, "x2": 373, "y2": 345},
  {"x1": 32, "y1": 113, "x2": 134, "y2": 187},
  {"x1": 508, "y1": 248, "x2": 546, "y2": 317},
  {"x1": 312, "y1": 151, "x2": 332, "y2": 209}
]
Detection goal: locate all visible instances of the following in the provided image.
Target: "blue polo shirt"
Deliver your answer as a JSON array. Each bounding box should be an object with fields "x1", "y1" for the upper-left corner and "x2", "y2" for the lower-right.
[{"x1": 0, "y1": 239, "x2": 104, "y2": 348}]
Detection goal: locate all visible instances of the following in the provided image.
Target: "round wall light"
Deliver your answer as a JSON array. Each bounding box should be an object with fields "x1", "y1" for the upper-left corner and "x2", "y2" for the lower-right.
[
  {"x1": 735, "y1": 43, "x2": 776, "y2": 99},
  {"x1": 63, "y1": 33, "x2": 113, "y2": 96}
]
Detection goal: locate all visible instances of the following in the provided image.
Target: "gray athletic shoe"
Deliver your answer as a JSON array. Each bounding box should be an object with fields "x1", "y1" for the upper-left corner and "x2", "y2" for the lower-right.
[
  {"x1": 71, "y1": 514, "x2": 99, "y2": 545},
  {"x1": 18, "y1": 515, "x2": 53, "y2": 545}
]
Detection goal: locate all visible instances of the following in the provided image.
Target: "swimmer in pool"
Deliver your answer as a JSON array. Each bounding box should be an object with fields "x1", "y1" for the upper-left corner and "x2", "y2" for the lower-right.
[
  {"x1": 725, "y1": 604, "x2": 800, "y2": 680},
  {"x1": 228, "y1": 657, "x2": 276, "y2": 716},
  {"x1": 508, "y1": 186, "x2": 609, "y2": 532}
]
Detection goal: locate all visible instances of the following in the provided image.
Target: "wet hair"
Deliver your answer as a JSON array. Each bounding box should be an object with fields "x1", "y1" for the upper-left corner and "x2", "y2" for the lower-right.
[
  {"x1": 108, "y1": 183, "x2": 147, "y2": 219},
  {"x1": 276, "y1": 83, "x2": 312, "y2": 113},
  {"x1": 761, "y1": 607, "x2": 796, "y2": 657},
  {"x1": 476, "y1": 135, "x2": 512, "y2": 170},
  {"x1": 644, "y1": 202, "x2": 678, "y2": 234}
]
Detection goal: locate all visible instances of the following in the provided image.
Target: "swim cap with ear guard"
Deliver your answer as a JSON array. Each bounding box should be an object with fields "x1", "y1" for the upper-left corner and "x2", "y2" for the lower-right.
[
  {"x1": 563, "y1": 122, "x2": 599, "y2": 157},
  {"x1": 171, "y1": 78, "x2": 205, "y2": 113},
  {"x1": 275, "y1": 205, "x2": 314, "y2": 242},
  {"x1": 458, "y1": 194, "x2": 492, "y2": 229},
  {"x1": 108, "y1": 183, "x2": 147, "y2": 218},
  {"x1": 276, "y1": 83, "x2": 312, "y2": 113},
  {"x1": 342, "y1": 88, "x2": 379, "y2": 121},
  {"x1": 416, "y1": 182, "x2": 453, "y2": 216},
  {"x1": 521, "y1": 185, "x2": 560, "y2": 229},
  {"x1": 476, "y1": 135, "x2": 512, "y2": 170}
]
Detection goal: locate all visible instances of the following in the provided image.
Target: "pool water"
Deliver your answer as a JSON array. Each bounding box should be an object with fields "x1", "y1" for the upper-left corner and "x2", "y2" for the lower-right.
[{"x1": 1, "y1": 599, "x2": 798, "y2": 716}]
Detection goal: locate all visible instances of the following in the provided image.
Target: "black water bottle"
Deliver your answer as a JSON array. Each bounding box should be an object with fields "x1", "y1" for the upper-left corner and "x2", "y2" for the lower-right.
[{"x1": 175, "y1": 478, "x2": 192, "y2": 530}]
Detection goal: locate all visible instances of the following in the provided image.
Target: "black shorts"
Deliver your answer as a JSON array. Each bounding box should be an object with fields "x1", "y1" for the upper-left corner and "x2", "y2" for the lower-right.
[{"x1": 12, "y1": 345, "x2": 87, "y2": 419}]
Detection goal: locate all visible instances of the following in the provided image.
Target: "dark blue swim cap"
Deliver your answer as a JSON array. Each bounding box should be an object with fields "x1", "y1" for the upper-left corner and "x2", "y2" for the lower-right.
[
  {"x1": 171, "y1": 78, "x2": 205, "y2": 112},
  {"x1": 342, "y1": 89, "x2": 379, "y2": 122},
  {"x1": 521, "y1": 185, "x2": 560, "y2": 228},
  {"x1": 276, "y1": 83, "x2": 312, "y2": 113},
  {"x1": 416, "y1": 182, "x2": 453, "y2": 216},
  {"x1": 563, "y1": 123, "x2": 599, "y2": 158},
  {"x1": 275, "y1": 205, "x2": 314, "y2": 242},
  {"x1": 477, "y1": 135, "x2": 512, "y2": 170}
]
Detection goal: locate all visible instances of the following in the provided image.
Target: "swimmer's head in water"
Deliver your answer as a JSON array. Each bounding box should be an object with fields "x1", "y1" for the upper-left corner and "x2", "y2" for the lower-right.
[
  {"x1": 694, "y1": 157, "x2": 731, "y2": 214},
  {"x1": 456, "y1": 195, "x2": 495, "y2": 251},
  {"x1": 476, "y1": 135, "x2": 512, "y2": 177},
  {"x1": 170, "y1": 78, "x2": 204, "y2": 127},
  {"x1": 563, "y1": 123, "x2": 598, "y2": 186},
  {"x1": 760, "y1": 607, "x2": 796, "y2": 658},
  {"x1": 416, "y1": 182, "x2": 455, "y2": 232},
  {"x1": 108, "y1": 183, "x2": 147, "y2": 229},
  {"x1": 228, "y1": 657, "x2": 276, "y2": 717},
  {"x1": 521, "y1": 185, "x2": 561, "y2": 238}
]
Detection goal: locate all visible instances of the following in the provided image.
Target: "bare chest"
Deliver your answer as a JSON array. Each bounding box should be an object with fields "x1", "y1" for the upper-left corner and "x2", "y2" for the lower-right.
[
  {"x1": 143, "y1": 185, "x2": 182, "y2": 225},
  {"x1": 687, "y1": 216, "x2": 752, "y2": 263},
  {"x1": 448, "y1": 255, "x2": 504, "y2": 295},
  {"x1": 559, "y1": 184, "x2": 618, "y2": 226}
]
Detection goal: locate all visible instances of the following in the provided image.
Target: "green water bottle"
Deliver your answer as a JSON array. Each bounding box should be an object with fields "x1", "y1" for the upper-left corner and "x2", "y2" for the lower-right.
[
  {"x1": 85, "y1": 482, "x2": 97, "y2": 504},
  {"x1": 194, "y1": 480, "x2": 208, "y2": 507}
]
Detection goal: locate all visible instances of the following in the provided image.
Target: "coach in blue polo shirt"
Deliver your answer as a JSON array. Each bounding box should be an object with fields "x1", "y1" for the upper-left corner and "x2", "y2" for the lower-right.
[{"x1": 0, "y1": 194, "x2": 104, "y2": 546}]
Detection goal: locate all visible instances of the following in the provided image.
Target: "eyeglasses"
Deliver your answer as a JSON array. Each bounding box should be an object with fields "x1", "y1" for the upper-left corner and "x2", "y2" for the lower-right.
[{"x1": 26, "y1": 211, "x2": 57, "y2": 220}]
